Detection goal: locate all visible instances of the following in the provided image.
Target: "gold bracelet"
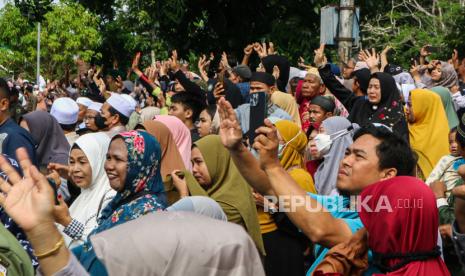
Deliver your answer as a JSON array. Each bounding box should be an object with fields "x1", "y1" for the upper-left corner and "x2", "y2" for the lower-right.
[{"x1": 35, "y1": 236, "x2": 65, "y2": 259}]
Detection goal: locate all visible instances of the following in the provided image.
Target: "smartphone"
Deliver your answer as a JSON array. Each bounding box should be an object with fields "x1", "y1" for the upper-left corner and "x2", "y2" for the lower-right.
[
  {"x1": 217, "y1": 71, "x2": 225, "y2": 87},
  {"x1": 48, "y1": 178, "x2": 59, "y2": 205},
  {"x1": 249, "y1": 92, "x2": 268, "y2": 143}
]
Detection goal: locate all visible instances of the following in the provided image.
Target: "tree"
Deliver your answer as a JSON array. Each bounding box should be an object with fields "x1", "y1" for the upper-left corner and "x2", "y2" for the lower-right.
[{"x1": 0, "y1": 2, "x2": 101, "y2": 79}]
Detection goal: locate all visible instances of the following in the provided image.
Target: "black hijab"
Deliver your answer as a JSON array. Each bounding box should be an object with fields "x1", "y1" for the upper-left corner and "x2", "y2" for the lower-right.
[
  {"x1": 261, "y1": 55, "x2": 290, "y2": 92},
  {"x1": 348, "y1": 72, "x2": 409, "y2": 142}
]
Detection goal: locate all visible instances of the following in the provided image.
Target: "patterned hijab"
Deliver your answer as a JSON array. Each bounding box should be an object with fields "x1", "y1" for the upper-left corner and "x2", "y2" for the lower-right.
[{"x1": 95, "y1": 130, "x2": 167, "y2": 234}]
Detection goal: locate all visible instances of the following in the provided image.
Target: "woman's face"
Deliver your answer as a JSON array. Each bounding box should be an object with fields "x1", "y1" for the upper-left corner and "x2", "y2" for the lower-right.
[
  {"x1": 405, "y1": 94, "x2": 415, "y2": 123},
  {"x1": 308, "y1": 127, "x2": 326, "y2": 160},
  {"x1": 69, "y1": 148, "x2": 93, "y2": 189},
  {"x1": 191, "y1": 147, "x2": 212, "y2": 187},
  {"x1": 105, "y1": 138, "x2": 128, "y2": 192},
  {"x1": 196, "y1": 110, "x2": 213, "y2": 137},
  {"x1": 367, "y1": 78, "x2": 382, "y2": 104},
  {"x1": 431, "y1": 66, "x2": 442, "y2": 81},
  {"x1": 84, "y1": 109, "x2": 99, "y2": 131}
]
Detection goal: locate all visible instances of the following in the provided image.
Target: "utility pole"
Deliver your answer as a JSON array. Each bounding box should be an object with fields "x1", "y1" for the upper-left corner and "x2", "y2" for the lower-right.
[
  {"x1": 36, "y1": 22, "x2": 40, "y2": 86},
  {"x1": 337, "y1": 0, "x2": 354, "y2": 64}
]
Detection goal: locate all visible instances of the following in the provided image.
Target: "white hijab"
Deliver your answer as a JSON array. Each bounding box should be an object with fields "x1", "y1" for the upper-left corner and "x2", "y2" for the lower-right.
[{"x1": 67, "y1": 133, "x2": 116, "y2": 248}]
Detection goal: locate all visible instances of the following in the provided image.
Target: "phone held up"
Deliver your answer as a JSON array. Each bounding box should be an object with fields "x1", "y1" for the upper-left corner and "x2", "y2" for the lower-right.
[{"x1": 248, "y1": 91, "x2": 268, "y2": 144}]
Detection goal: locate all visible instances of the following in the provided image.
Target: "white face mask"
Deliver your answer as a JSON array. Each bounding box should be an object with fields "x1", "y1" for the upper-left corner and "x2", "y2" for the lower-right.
[
  {"x1": 314, "y1": 127, "x2": 352, "y2": 156},
  {"x1": 277, "y1": 131, "x2": 302, "y2": 159}
]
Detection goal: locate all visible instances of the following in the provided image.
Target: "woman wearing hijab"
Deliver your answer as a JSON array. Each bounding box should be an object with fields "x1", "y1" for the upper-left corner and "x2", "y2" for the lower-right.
[
  {"x1": 421, "y1": 61, "x2": 459, "y2": 90},
  {"x1": 430, "y1": 86, "x2": 459, "y2": 130},
  {"x1": 314, "y1": 176, "x2": 450, "y2": 275},
  {"x1": 73, "y1": 130, "x2": 167, "y2": 274},
  {"x1": 314, "y1": 117, "x2": 359, "y2": 195},
  {"x1": 271, "y1": 91, "x2": 302, "y2": 127},
  {"x1": 139, "y1": 120, "x2": 186, "y2": 205},
  {"x1": 153, "y1": 115, "x2": 192, "y2": 170},
  {"x1": 171, "y1": 135, "x2": 264, "y2": 256},
  {"x1": 327, "y1": 72, "x2": 409, "y2": 142},
  {"x1": 53, "y1": 133, "x2": 116, "y2": 248},
  {"x1": 407, "y1": 89, "x2": 450, "y2": 180},
  {"x1": 254, "y1": 120, "x2": 314, "y2": 276},
  {"x1": 359, "y1": 176, "x2": 449, "y2": 275},
  {"x1": 19, "y1": 110, "x2": 70, "y2": 171}
]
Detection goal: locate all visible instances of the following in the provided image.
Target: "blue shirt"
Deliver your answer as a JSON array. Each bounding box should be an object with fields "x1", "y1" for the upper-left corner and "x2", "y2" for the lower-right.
[
  {"x1": 236, "y1": 82, "x2": 250, "y2": 103},
  {"x1": 0, "y1": 118, "x2": 38, "y2": 168},
  {"x1": 306, "y1": 193, "x2": 378, "y2": 275}
]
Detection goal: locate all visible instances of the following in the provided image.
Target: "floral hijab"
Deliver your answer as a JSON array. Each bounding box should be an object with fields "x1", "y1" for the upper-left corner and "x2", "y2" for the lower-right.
[{"x1": 95, "y1": 130, "x2": 167, "y2": 234}]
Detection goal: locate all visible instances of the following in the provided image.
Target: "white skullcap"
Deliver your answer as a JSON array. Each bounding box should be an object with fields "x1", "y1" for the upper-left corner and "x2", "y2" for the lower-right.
[
  {"x1": 88, "y1": 102, "x2": 103, "y2": 112},
  {"x1": 76, "y1": 97, "x2": 93, "y2": 107},
  {"x1": 51, "y1": 97, "x2": 79, "y2": 125},
  {"x1": 106, "y1": 93, "x2": 136, "y2": 118}
]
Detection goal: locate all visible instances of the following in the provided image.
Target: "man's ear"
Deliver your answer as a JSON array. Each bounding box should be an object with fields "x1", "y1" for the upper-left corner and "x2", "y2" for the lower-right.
[
  {"x1": 0, "y1": 98, "x2": 9, "y2": 112},
  {"x1": 185, "y1": 108, "x2": 193, "y2": 120},
  {"x1": 319, "y1": 84, "x2": 326, "y2": 95},
  {"x1": 380, "y1": 168, "x2": 398, "y2": 181}
]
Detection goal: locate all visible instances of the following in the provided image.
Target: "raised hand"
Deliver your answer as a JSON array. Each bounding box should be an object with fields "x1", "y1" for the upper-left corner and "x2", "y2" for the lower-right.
[
  {"x1": 359, "y1": 48, "x2": 380, "y2": 71},
  {"x1": 131, "y1": 52, "x2": 141, "y2": 71},
  {"x1": 53, "y1": 196, "x2": 72, "y2": 227},
  {"x1": 0, "y1": 148, "x2": 55, "y2": 232},
  {"x1": 420, "y1": 45, "x2": 432, "y2": 57},
  {"x1": 221, "y1": 51, "x2": 230, "y2": 69},
  {"x1": 252, "y1": 119, "x2": 281, "y2": 171},
  {"x1": 244, "y1": 44, "x2": 254, "y2": 56},
  {"x1": 272, "y1": 65, "x2": 280, "y2": 80},
  {"x1": 169, "y1": 50, "x2": 180, "y2": 72},
  {"x1": 298, "y1": 56, "x2": 312, "y2": 70},
  {"x1": 268, "y1": 42, "x2": 276, "y2": 55},
  {"x1": 313, "y1": 43, "x2": 327, "y2": 67},
  {"x1": 218, "y1": 97, "x2": 243, "y2": 150},
  {"x1": 170, "y1": 170, "x2": 189, "y2": 198},
  {"x1": 213, "y1": 82, "x2": 225, "y2": 100}
]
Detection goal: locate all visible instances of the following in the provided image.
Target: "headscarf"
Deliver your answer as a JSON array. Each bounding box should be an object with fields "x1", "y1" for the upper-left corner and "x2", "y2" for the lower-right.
[
  {"x1": 409, "y1": 89, "x2": 450, "y2": 178},
  {"x1": 360, "y1": 176, "x2": 450, "y2": 275},
  {"x1": 422, "y1": 61, "x2": 459, "y2": 89},
  {"x1": 430, "y1": 86, "x2": 459, "y2": 130},
  {"x1": 261, "y1": 55, "x2": 291, "y2": 92},
  {"x1": 91, "y1": 212, "x2": 265, "y2": 276},
  {"x1": 271, "y1": 91, "x2": 302, "y2": 127},
  {"x1": 95, "y1": 130, "x2": 167, "y2": 234},
  {"x1": 21, "y1": 110, "x2": 70, "y2": 168},
  {"x1": 348, "y1": 72, "x2": 409, "y2": 142},
  {"x1": 275, "y1": 120, "x2": 316, "y2": 194},
  {"x1": 67, "y1": 133, "x2": 116, "y2": 247},
  {"x1": 141, "y1": 120, "x2": 186, "y2": 179},
  {"x1": 139, "y1": 106, "x2": 160, "y2": 121},
  {"x1": 153, "y1": 115, "x2": 192, "y2": 171},
  {"x1": 185, "y1": 135, "x2": 264, "y2": 255},
  {"x1": 141, "y1": 120, "x2": 187, "y2": 205},
  {"x1": 314, "y1": 117, "x2": 358, "y2": 195}
]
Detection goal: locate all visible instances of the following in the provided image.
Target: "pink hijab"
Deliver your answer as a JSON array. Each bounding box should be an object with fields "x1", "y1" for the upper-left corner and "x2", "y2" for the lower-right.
[{"x1": 153, "y1": 115, "x2": 192, "y2": 171}]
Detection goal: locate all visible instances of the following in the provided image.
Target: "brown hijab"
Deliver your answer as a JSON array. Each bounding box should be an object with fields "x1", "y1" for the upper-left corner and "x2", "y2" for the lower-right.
[
  {"x1": 141, "y1": 120, "x2": 186, "y2": 179},
  {"x1": 141, "y1": 120, "x2": 186, "y2": 205}
]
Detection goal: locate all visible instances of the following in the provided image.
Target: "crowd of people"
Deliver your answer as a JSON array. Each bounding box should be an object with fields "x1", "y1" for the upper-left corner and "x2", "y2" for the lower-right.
[{"x1": 0, "y1": 41, "x2": 465, "y2": 275}]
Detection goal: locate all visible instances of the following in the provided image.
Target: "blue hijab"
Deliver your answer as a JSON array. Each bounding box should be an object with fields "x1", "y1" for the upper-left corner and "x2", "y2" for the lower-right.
[{"x1": 73, "y1": 130, "x2": 167, "y2": 274}]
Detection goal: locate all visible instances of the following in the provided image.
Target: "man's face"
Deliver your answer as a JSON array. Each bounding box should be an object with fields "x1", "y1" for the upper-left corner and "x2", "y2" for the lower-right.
[
  {"x1": 168, "y1": 103, "x2": 190, "y2": 123},
  {"x1": 308, "y1": 104, "x2": 331, "y2": 124},
  {"x1": 229, "y1": 72, "x2": 241, "y2": 84},
  {"x1": 336, "y1": 134, "x2": 389, "y2": 195},
  {"x1": 250, "y1": 81, "x2": 271, "y2": 95},
  {"x1": 100, "y1": 102, "x2": 118, "y2": 129},
  {"x1": 342, "y1": 60, "x2": 355, "y2": 79},
  {"x1": 301, "y1": 74, "x2": 323, "y2": 98},
  {"x1": 77, "y1": 104, "x2": 87, "y2": 122}
]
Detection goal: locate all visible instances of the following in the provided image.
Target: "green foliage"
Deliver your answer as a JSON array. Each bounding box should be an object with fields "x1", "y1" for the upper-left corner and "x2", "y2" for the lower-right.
[
  {"x1": 360, "y1": 0, "x2": 465, "y2": 68},
  {"x1": 0, "y1": 2, "x2": 101, "y2": 79}
]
